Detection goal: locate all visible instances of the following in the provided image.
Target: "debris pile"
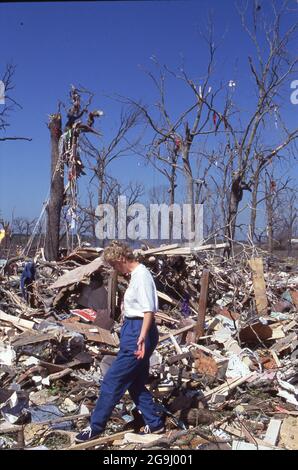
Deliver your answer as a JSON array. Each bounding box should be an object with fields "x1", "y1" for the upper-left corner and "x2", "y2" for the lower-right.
[{"x1": 0, "y1": 243, "x2": 297, "y2": 450}]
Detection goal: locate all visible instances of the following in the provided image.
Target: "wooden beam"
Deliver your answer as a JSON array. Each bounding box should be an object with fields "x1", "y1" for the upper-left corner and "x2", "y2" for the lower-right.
[
  {"x1": 248, "y1": 258, "x2": 268, "y2": 316},
  {"x1": 0, "y1": 423, "x2": 22, "y2": 434},
  {"x1": 137, "y1": 243, "x2": 229, "y2": 257},
  {"x1": 46, "y1": 367, "x2": 73, "y2": 383},
  {"x1": 220, "y1": 424, "x2": 282, "y2": 450},
  {"x1": 0, "y1": 309, "x2": 35, "y2": 330},
  {"x1": 192, "y1": 243, "x2": 229, "y2": 252},
  {"x1": 0, "y1": 413, "x2": 90, "y2": 435},
  {"x1": 159, "y1": 323, "x2": 195, "y2": 342},
  {"x1": 49, "y1": 255, "x2": 105, "y2": 290},
  {"x1": 153, "y1": 243, "x2": 229, "y2": 256},
  {"x1": 66, "y1": 429, "x2": 133, "y2": 450},
  {"x1": 231, "y1": 440, "x2": 280, "y2": 450},
  {"x1": 155, "y1": 311, "x2": 180, "y2": 325},
  {"x1": 264, "y1": 419, "x2": 282, "y2": 446},
  {"x1": 157, "y1": 291, "x2": 178, "y2": 305},
  {"x1": 196, "y1": 269, "x2": 209, "y2": 340},
  {"x1": 62, "y1": 321, "x2": 119, "y2": 347},
  {"x1": 135, "y1": 244, "x2": 179, "y2": 255},
  {"x1": 169, "y1": 334, "x2": 188, "y2": 366},
  {"x1": 190, "y1": 342, "x2": 226, "y2": 361},
  {"x1": 202, "y1": 373, "x2": 255, "y2": 399}
]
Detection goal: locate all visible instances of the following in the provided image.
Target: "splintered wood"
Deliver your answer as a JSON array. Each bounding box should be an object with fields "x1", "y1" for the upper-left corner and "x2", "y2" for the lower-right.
[
  {"x1": 196, "y1": 269, "x2": 209, "y2": 340},
  {"x1": 248, "y1": 258, "x2": 268, "y2": 316},
  {"x1": 61, "y1": 320, "x2": 119, "y2": 347}
]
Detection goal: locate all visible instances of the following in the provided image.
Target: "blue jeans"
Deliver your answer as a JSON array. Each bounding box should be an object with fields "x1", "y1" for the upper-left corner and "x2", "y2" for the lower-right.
[{"x1": 90, "y1": 318, "x2": 163, "y2": 433}]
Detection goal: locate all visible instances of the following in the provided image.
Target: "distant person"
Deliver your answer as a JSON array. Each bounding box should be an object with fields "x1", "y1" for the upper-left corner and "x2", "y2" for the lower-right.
[{"x1": 20, "y1": 261, "x2": 36, "y2": 306}]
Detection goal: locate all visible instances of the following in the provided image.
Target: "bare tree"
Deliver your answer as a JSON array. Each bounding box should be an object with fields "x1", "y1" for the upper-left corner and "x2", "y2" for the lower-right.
[
  {"x1": 259, "y1": 168, "x2": 291, "y2": 253},
  {"x1": 82, "y1": 107, "x2": 142, "y2": 207},
  {"x1": 219, "y1": 0, "x2": 298, "y2": 252},
  {"x1": 44, "y1": 87, "x2": 102, "y2": 260},
  {"x1": 0, "y1": 64, "x2": 32, "y2": 142},
  {"x1": 274, "y1": 184, "x2": 297, "y2": 255},
  {"x1": 77, "y1": 179, "x2": 144, "y2": 245},
  {"x1": 12, "y1": 217, "x2": 37, "y2": 237},
  {"x1": 124, "y1": 25, "x2": 225, "y2": 237},
  {"x1": 148, "y1": 185, "x2": 170, "y2": 205},
  {"x1": 0, "y1": 217, "x2": 12, "y2": 253}
]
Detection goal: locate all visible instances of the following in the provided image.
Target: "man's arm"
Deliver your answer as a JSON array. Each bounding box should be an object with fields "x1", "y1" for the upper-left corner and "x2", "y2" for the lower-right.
[{"x1": 135, "y1": 312, "x2": 154, "y2": 359}]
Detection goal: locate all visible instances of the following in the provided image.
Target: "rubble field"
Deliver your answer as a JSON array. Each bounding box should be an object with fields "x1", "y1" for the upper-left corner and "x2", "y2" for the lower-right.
[{"x1": 0, "y1": 243, "x2": 297, "y2": 451}]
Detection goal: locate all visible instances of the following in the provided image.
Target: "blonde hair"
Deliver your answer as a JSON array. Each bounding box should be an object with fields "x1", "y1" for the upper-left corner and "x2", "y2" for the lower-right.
[{"x1": 103, "y1": 241, "x2": 135, "y2": 264}]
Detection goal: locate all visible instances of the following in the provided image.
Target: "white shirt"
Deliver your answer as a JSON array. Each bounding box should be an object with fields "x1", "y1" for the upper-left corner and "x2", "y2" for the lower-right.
[{"x1": 123, "y1": 264, "x2": 158, "y2": 318}]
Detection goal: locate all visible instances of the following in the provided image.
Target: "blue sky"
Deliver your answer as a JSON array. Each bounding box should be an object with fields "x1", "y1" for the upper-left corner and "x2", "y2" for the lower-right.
[{"x1": 0, "y1": 0, "x2": 297, "y2": 229}]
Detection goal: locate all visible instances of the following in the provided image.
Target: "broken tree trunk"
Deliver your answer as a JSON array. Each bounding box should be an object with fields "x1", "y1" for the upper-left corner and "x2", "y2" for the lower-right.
[
  {"x1": 196, "y1": 269, "x2": 209, "y2": 340},
  {"x1": 44, "y1": 113, "x2": 64, "y2": 261}
]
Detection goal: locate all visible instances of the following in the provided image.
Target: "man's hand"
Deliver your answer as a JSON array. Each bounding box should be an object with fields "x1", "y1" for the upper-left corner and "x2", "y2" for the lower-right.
[{"x1": 134, "y1": 336, "x2": 145, "y2": 360}]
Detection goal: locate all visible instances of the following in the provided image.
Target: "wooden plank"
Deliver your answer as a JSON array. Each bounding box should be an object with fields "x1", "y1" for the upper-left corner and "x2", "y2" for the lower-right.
[
  {"x1": 66, "y1": 429, "x2": 133, "y2": 450},
  {"x1": 248, "y1": 258, "x2": 268, "y2": 316},
  {"x1": 190, "y1": 342, "x2": 226, "y2": 361},
  {"x1": 283, "y1": 320, "x2": 297, "y2": 332},
  {"x1": 196, "y1": 269, "x2": 209, "y2": 340},
  {"x1": 62, "y1": 321, "x2": 119, "y2": 347},
  {"x1": 192, "y1": 243, "x2": 229, "y2": 252},
  {"x1": 155, "y1": 311, "x2": 180, "y2": 325},
  {"x1": 159, "y1": 323, "x2": 195, "y2": 342},
  {"x1": 0, "y1": 309, "x2": 35, "y2": 330},
  {"x1": 142, "y1": 243, "x2": 229, "y2": 256},
  {"x1": 162, "y1": 243, "x2": 229, "y2": 255},
  {"x1": 135, "y1": 244, "x2": 179, "y2": 255},
  {"x1": 264, "y1": 419, "x2": 282, "y2": 446},
  {"x1": 123, "y1": 432, "x2": 165, "y2": 444},
  {"x1": 0, "y1": 414, "x2": 90, "y2": 435},
  {"x1": 49, "y1": 255, "x2": 105, "y2": 290},
  {"x1": 221, "y1": 424, "x2": 281, "y2": 449},
  {"x1": 169, "y1": 334, "x2": 188, "y2": 366},
  {"x1": 271, "y1": 351, "x2": 281, "y2": 368},
  {"x1": 46, "y1": 368, "x2": 73, "y2": 383},
  {"x1": 10, "y1": 331, "x2": 57, "y2": 348},
  {"x1": 232, "y1": 440, "x2": 278, "y2": 450},
  {"x1": 202, "y1": 373, "x2": 255, "y2": 399},
  {"x1": 157, "y1": 291, "x2": 177, "y2": 305},
  {"x1": 0, "y1": 423, "x2": 22, "y2": 434},
  {"x1": 270, "y1": 332, "x2": 297, "y2": 353},
  {"x1": 150, "y1": 248, "x2": 190, "y2": 256},
  {"x1": 167, "y1": 352, "x2": 191, "y2": 365}
]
